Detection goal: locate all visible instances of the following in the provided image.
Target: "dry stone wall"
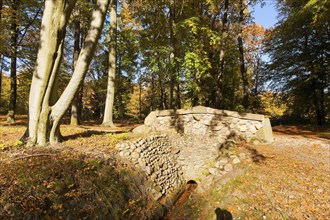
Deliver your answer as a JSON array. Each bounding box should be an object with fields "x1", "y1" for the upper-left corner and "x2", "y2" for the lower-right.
[
  {"x1": 115, "y1": 135, "x2": 184, "y2": 199},
  {"x1": 141, "y1": 106, "x2": 273, "y2": 143}
]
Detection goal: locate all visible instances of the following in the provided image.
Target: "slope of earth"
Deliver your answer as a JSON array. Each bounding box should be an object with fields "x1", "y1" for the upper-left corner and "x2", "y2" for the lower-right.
[
  {"x1": 0, "y1": 116, "x2": 159, "y2": 219},
  {"x1": 164, "y1": 126, "x2": 330, "y2": 219}
]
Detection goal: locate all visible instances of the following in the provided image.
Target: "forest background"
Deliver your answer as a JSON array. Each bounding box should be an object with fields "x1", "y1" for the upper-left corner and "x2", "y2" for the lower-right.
[{"x1": 0, "y1": 0, "x2": 328, "y2": 129}]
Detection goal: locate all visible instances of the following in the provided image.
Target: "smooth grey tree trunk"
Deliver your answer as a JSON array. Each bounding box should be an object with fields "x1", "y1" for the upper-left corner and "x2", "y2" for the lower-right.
[
  {"x1": 238, "y1": 0, "x2": 249, "y2": 110},
  {"x1": 70, "y1": 12, "x2": 82, "y2": 126},
  {"x1": 28, "y1": 0, "x2": 110, "y2": 146},
  {"x1": 0, "y1": 0, "x2": 3, "y2": 106},
  {"x1": 102, "y1": 0, "x2": 117, "y2": 127},
  {"x1": 169, "y1": 0, "x2": 178, "y2": 109},
  {"x1": 0, "y1": 55, "x2": 3, "y2": 106},
  {"x1": 28, "y1": 0, "x2": 77, "y2": 146},
  {"x1": 50, "y1": 0, "x2": 110, "y2": 143}
]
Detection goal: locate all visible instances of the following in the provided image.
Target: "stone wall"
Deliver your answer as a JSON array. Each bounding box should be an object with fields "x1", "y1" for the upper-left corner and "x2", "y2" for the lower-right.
[
  {"x1": 139, "y1": 106, "x2": 273, "y2": 143},
  {"x1": 115, "y1": 135, "x2": 184, "y2": 199},
  {"x1": 120, "y1": 106, "x2": 273, "y2": 201}
]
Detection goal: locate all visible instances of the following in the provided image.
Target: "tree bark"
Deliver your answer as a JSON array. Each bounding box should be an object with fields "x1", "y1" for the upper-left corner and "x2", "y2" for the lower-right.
[
  {"x1": 150, "y1": 70, "x2": 155, "y2": 111},
  {"x1": 176, "y1": 83, "x2": 181, "y2": 109},
  {"x1": 0, "y1": 55, "x2": 3, "y2": 106},
  {"x1": 102, "y1": 0, "x2": 117, "y2": 127},
  {"x1": 28, "y1": 0, "x2": 110, "y2": 146},
  {"x1": 169, "y1": 0, "x2": 178, "y2": 109},
  {"x1": 139, "y1": 79, "x2": 142, "y2": 118},
  {"x1": 70, "y1": 13, "x2": 82, "y2": 126},
  {"x1": 0, "y1": 0, "x2": 3, "y2": 105},
  {"x1": 157, "y1": 61, "x2": 166, "y2": 110},
  {"x1": 28, "y1": 0, "x2": 77, "y2": 146},
  {"x1": 237, "y1": 0, "x2": 249, "y2": 110},
  {"x1": 215, "y1": 0, "x2": 229, "y2": 109},
  {"x1": 50, "y1": 0, "x2": 110, "y2": 142},
  {"x1": 312, "y1": 78, "x2": 324, "y2": 125},
  {"x1": 7, "y1": 0, "x2": 20, "y2": 123}
]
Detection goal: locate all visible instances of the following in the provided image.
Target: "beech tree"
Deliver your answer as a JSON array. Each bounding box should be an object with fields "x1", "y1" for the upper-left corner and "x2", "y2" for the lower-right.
[
  {"x1": 0, "y1": 0, "x2": 3, "y2": 105},
  {"x1": 70, "y1": 5, "x2": 82, "y2": 126},
  {"x1": 7, "y1": 0, "x2": 21, "y2": 123},
  {"x1": 28, "y1": 0, "x2": 110, "y2": 146},
  {"x1": 102, "y1": 0, "x2": 117, "y2": 127}
]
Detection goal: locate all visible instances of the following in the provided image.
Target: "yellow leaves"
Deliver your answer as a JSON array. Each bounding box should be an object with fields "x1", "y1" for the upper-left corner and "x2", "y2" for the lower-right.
[
  {"x1": 52, "y1": 203, "x2": 64, "y2": 212},
  {"x1": 260, "y1": 91, "x2": 288, "y2": 118}
]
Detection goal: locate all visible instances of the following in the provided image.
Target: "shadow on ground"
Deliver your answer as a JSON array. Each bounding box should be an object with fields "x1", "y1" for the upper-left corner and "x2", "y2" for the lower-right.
[
  {"x1": 215, "y1": 208, "x2": 233, "y2": 220},
  {"x1": 273, "y1": 125, "x2": 330, "y2": 140}
]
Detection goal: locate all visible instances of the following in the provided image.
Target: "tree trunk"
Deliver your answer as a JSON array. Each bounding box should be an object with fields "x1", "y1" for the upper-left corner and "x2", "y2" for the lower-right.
[
  {"x1": 150, "y1": 70, "x2": 155, "y2": 111},
  {"x1": 0, "y1": 0, "x2": 3, "y2": 105},
  {"x1": 70, "y1": 13, "x2": 82, "y2": 126},
  {"x1": 238, "y1": 0, "x2": 249, "y2": 110},
  {"x1": 139, "y1": 79, "x2": 142, "y2": 118},
  {"x1": 215, "y1": 0, "x2": 229, "y2": 109},
  {"x1": 0, "y1": 55, "x2": 3, "y2": 106},
  {"x1": 7, "y1": 0, "x2": 20, "y2": 123},
  {"x1": 176, "y1": 83, "x2": 181, "y2": 109},
  {"x1": 254, "y1": 57, "x2": 260, "y2": 96},
  {"x1": 169, "y1": 0, "x2": 178, "y2": 109},
  {"x1": 312, "y1": 78, "x2": 324, "y2": 125},
  {"x1": 28, "y1": 0, "x2": 76, "y2": 146},
  {"x1": 102, "y1": 0, "x2": 117, "y2": 127},
  {"x1": 158, "y1": 61, "x2": 166, "y2": 110},
  {"x1": 28, "y1": 0, "x2": 109, "y2": 146}
]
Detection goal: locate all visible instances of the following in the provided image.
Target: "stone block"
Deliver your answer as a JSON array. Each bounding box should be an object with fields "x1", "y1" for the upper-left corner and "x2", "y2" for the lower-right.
[
  {"x1": 255, "y1": 118, "x2": 274, "y2": 143},
  {"x1": 239, "y1": 153, "x2": 246, "y2": 160},
  {"x1": 237, "y1": 112, "x2": 264, "y2": 121},
  {"x1": 239, "y1": 124, "x2": 247, "y2": 132},
  {"x1": 247, "y1": 124, "x2": 257, "y2": 134},
  {"x1": 212, "y1": 123, "x2": 225, "y2": 131},
  {"x1": 233, "y1": 158, "x2": 241, "y2": 164},
  {"x1": 131, "y1": 152, "x2": 140, "y2": 159},
  {"x1": 224, "y1": 163, "x2": 233, "y2": 172},
  {"x1": 208, "y1": 168, "x2": 219, "y2": 176},
  {"x1": 144, "y1": 111, "x2": 157, "y2": 126},
  {"x1": 192, "y1": 105, "x2": 209, "y2": 114},
  {"x1": 193, "y1": 114, "x2": 203, "y2": 121},
  {"x1": 218, "y1": 158, "x2": 229, "y2": 165}
]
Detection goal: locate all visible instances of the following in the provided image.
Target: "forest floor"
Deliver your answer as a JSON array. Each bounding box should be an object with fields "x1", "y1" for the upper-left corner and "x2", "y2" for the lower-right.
[
  {"x1": 0, "y1": 115, "x2": 329, "y2": 219},
  {"x1": 165, "y1": 126, "x2": 330, "y2": 219}
]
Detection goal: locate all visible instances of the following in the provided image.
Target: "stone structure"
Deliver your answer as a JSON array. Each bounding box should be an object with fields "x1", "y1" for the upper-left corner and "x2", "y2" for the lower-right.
[
  {"x1": 135, "y1": 106, "x2": 273, "y2": 143},
  {"x1": 115, "y1": 133, "x2": 250, "y2": 200},
  {"x1": 115, "y1": 135, "x2": 184, "y2": 199},
  {"x1": 118, "y1": 106, "x2": 274, "y2": 200}
]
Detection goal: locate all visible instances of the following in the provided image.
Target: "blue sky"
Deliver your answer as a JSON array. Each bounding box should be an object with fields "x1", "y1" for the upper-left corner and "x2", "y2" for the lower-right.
[{"x1": 252, "y1": 1, "x2": 278, "y2": 28}]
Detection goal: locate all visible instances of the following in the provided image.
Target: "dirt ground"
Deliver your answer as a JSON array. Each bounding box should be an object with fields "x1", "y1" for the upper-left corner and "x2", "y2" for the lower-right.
[
  {"x1": 0, "y1": 115, "x2": 139, "y2": 155},
  {"x1": 165, "y1": 127, "x2": 330, "y2": 220},
  {"x1": 0, "y1": 116, "x2": 329, "y2": 219}
]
